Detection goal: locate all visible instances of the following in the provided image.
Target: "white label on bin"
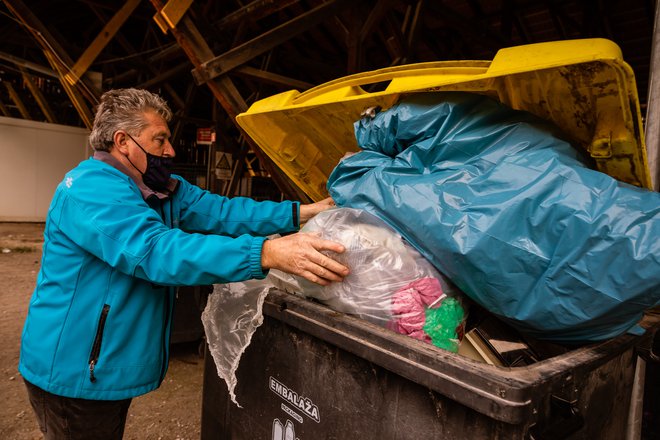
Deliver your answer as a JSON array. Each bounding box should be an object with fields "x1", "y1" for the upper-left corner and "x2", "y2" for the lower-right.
[
  {"x1": 269, "y1": 376, "x2": 320, "y2": 423},
  {"x1": 281, "y1": 404, "x2": 303, "y2": 424}
]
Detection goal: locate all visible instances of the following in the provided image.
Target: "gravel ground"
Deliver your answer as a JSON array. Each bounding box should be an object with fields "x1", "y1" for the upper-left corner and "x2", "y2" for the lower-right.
[{"x1": 0, "y1": 222, "x2": 205, "y2": 440}]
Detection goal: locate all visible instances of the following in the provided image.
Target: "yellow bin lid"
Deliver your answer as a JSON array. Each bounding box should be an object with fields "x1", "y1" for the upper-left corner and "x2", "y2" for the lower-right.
[{"x1": 237, "y1": 38, "x2": 651, "y2": 201}]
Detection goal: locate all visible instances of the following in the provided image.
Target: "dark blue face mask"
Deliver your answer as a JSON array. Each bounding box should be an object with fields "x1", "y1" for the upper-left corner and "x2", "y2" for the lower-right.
[{"x1": 125, "y1": 133, "x2": 173, "y2": 191}]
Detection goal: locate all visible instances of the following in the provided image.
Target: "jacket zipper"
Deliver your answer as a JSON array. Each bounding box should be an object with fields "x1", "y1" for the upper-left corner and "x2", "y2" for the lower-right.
[
  {"x1": 159, "y1": 199, "x2": 173, "y2": 383},
  {"x1": 159, "y1": 290, "x2": 171, "y2": 383},
  {"x1": 88, "y1": 304, "x2": 110, "y2": 383}
]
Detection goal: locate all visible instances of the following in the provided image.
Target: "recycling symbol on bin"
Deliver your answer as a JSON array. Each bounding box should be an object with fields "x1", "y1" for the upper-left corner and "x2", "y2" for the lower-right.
[{"x1": 272, "y1": 419, "x2": 299, "y2": 440}]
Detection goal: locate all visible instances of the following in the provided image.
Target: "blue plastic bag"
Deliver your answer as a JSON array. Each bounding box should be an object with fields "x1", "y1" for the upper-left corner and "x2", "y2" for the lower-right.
[{"x1": 328, "y1": 92, "x2": 660, "y2": 343}]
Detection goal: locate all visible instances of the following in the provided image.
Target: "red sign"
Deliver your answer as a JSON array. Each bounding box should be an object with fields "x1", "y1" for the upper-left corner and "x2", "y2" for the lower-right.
[{"x1": 197, "y1": 128, "x2": 214, "y2": 145}]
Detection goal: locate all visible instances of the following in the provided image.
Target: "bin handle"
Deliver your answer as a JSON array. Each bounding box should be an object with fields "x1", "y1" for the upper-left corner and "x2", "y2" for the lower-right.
[
  {"x1": 528, "y1": 395, "x2": 584, "y2": 440},
  {"x1": 292, "y1": 61, "x2": 490, "y2": 105},
  {"x1": 636, "y1": 328, "x2": 660, "y2": 364}
]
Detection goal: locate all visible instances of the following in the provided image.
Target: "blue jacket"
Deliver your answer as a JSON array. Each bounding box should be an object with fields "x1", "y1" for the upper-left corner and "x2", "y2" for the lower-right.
[{"x1": 19, "y1": 156, "x2": 299, "y2": 400}]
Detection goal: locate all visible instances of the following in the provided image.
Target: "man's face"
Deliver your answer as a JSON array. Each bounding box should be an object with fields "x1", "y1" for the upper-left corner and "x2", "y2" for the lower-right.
[{"x1": 127, "y1": 111, "x2": 174, "y2": 173}]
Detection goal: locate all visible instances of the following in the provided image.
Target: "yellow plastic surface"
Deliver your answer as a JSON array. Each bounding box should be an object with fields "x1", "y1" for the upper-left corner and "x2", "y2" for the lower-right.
[{"x1": 236, "y1": 39, "x2": 651, "y2": 201}]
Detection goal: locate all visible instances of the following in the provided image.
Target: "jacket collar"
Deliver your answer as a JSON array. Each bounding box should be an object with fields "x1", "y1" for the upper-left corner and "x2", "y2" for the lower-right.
[{"x1": 92, "y1": 150, "x2": 179, "y2": 201}]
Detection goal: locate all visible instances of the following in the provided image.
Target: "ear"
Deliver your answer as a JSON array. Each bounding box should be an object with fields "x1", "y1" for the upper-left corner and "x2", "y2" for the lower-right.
[{"x1": 113, "y1": 131, "x2": 130, "y2": 156}]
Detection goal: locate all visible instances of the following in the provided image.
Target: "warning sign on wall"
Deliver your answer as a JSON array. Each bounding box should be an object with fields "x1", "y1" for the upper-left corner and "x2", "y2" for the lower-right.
[{"x1": 215, "y1": 152, "x2": 232, "y2": 180}]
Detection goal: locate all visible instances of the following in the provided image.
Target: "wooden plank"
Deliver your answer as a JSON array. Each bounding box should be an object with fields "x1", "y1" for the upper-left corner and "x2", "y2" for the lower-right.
[
  {"x1": 192, "y1": 0, "x2": 353, "y2": 85},
  {"x1": 153, "y1": 0, "x2": 193, "y2": 33},
  {"x1": 43, "y1": 50, "x2": 95, "y2": 128},
  {"x1": 137, "y1": 62, "x2": 190, "y2": 89},
  {"x1": 4, "y1": 82, "x2": 31, "y2": 120},
  {"x1": 234, "y1": 66, "x2": 313, "y2": 90},
  {"x1": 88, "y1": 4, "x2": 185, "y2": 110},
  {"x1": 346, "y1": 9, "x2": 361, "y2": 74},
  {"x1": 3, "y1": 0, "x2": 97, "y2": 126},
  {"x1": 359, "y1": 0, "x2": 393, "y2": 44},
  {"x1": 64, "y1": 0, "x2": 141, "y2": 85},
  {"x1": 402, "y1": 0, "x2": 424, "y2": 64},
  {"x1": 0, "y1": 99, "x2": 11, "y2": 117},
  {"x1": 21, "y1": 68, "x2": 58, "y2": 123},
  {"x1": 425, "y1": 2, "x2": 508, "y2": 50},
  {"x1": 215, "y1": 0, "x2": 300, "y2": 29},
  {"x1": 149, "y1": 0, "x2": 311, "y2": 201},
  {"x1": 0, "y1": 51, "x2": 58, "y2": 77}
]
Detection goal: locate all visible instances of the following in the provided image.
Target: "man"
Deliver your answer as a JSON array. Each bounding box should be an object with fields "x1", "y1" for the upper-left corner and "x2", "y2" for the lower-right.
[{"x1": 19, "y1": 88, "x2": 349, "y2": 439}]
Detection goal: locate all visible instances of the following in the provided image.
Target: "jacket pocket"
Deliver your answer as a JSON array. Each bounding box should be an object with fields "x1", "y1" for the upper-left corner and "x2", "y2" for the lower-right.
[{"x1": 88, "y1": 304, "x2": 110, "y2": 383}]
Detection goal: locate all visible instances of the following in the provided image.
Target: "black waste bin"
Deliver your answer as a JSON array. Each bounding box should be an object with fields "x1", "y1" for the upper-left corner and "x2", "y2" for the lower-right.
[
  {"x1": 202, "y1": 39, "x2": 658, "y2": 440},
  {"x1": 171, "y1": 285, "x2": 212, "y2": 345},
  {"x1": 200, "y1": 290, "x2": 658, "y2": 440}
]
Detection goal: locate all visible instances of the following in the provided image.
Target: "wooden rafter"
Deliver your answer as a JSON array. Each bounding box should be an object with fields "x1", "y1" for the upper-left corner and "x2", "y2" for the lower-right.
[
  {"x1": 191, "y1": 0, "x2": 353, "y2": 85},
  {"x1": 360, "y1": 0, "x2": 394, "y2": 44},
  {"x1": 233, "y1": 66, "x2": 313, "y2": 91},
  {"x1": 214, "y1": 0, "x2": 300, "y2": 30},
  {"x1": 401, "y1": 0, "x2": 424, "y2": 64},
  {"x1": 0, "y1": 99, "x2": 10, "y2": 117},
  {"x1": 20, "y1": 68, "x2": 58, "y2": 124},
  {"x1": 87, "y1": 4, "x2": 185, "y2": 110},
  {"x1": 2, "y1": 0, "x2": 96, "y2": 127},
  {"x1": 64, "y1": 0, "x2": 141, "y2": 86},
  {"x1": 425, "y1": 1, "x2": 508, "y2": 51},
  {"x1": 4, "y1": 81, "x2": 31, "y2": 120},
  {"x1": 0, "y1": 51, "x2": 58, "y2": 78},
  {"x1": 149, "y1": 0, "x2": 310, "y2": 201},
  {"x1": 43, "y1": 50, "x2": 95, "y2": 128}
]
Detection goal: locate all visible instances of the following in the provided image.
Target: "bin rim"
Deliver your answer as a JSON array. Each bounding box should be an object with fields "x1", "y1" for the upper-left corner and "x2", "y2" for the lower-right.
[{"x1": 263, "y1": 289, "x2": 657, "y2": 425}]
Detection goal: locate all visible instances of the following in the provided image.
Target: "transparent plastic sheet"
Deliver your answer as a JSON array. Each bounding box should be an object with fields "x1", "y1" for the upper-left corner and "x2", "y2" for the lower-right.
[
  {"x1": 202, "y1": 208, "x2": 467, "y2": 406},
  {"x1": 201, "y1": 279, "x2": 271, "y2": 407}
]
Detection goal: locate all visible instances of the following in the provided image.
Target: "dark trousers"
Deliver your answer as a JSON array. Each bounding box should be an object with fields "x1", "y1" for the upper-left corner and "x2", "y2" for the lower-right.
[{"x1": 24, "y1": 379, "x2": 132, "y2": 440}]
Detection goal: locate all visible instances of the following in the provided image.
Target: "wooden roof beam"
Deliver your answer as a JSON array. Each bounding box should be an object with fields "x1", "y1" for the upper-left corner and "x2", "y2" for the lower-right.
[
  {"x1": 215, "y1": 0, "x2": 300, "y2": 30},
  {"x1": 359, "y1": 0, "x2": 394, "y2": 44},
  {"x1": 4, "y1": 81, "x2": 31, "y2": 120},
  {"x1": 191, "y1": 0, "x2": 353, "y2": 85},
  {"x1": 2, "y1": 0, "x2": 96, "y2": 126},
  {"x1": 150, "y1": 0, "x2": 312, "y2": 201},
  {"x1": 0, "y1": 51, "x2": 58, "y2": 78},
  {"x1": 425, "y1": 2, "x2": 509, "y2": 51},
  {"x1": 400, "y1": 0, "x2": 424, "y2": 64},
  {"x1": 20, "y1": 68, "x2": 58, "y2": 124},
  {"x1": 346, "y1": 10, "x2": 362, "y2": 73},
  {"x1": 87, "y1": 4, "x2": 185, "y2": 110},
  {"x1": 137, "y1": 62, "x2": 190, "y2": 89},
  {"x1": 0, "y1": 99, "x2": 11, "y2": 117},
  {"x1": 545, "y1": 0, "x2": 568, "y2": 39},
  {"x1": 43, "y1": 50, "x2": 95, "y2": 128},
  {"x1": 64, "y1": 0, "x2": 141, "y2": 86},
  {"x1": 233, "y1": 66, "x2": 313, "y2": 91}
]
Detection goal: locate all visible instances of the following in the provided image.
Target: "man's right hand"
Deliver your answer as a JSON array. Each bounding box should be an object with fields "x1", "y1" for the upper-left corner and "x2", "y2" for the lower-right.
[{"x1": 261, "y1": 233, "x2": 349, "y2": 286}]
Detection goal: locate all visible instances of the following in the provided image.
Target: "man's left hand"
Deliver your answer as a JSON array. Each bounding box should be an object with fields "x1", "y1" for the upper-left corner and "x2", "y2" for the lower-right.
[{"x1": 299, "y1": 197, "x2": 336, "y2": 223}]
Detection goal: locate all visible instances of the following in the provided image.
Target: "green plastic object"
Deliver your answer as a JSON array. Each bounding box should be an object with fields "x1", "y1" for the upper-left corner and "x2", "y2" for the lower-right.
[{"x1": 424, "y1": 297, "x2": 464, "y2": 352}]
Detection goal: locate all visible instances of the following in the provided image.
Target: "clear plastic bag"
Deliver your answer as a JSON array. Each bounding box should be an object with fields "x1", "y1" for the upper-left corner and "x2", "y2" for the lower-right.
[{"x1": 287, "y1": 208, "x2": 467, "y2": 351}]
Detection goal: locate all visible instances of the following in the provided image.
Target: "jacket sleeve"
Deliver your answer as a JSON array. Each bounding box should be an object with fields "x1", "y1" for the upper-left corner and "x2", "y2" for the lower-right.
[
  {"x1": 174, "y1": 176, "x2": 300, "y2": 236},
  {"x1": 50, "y1": 172, "x2": 269, "y2": 286}
]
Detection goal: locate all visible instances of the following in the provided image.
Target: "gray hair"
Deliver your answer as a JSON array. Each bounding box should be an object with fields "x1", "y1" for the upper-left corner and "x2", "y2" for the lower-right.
[{"x1": 89, "y1": 88, "x2": 173, "y2": 151}]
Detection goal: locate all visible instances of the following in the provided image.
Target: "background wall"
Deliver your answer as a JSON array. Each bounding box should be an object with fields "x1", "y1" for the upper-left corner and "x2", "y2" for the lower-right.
[{"x1": 0, "y1": 116, "x2": 89, "y2": 222}]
